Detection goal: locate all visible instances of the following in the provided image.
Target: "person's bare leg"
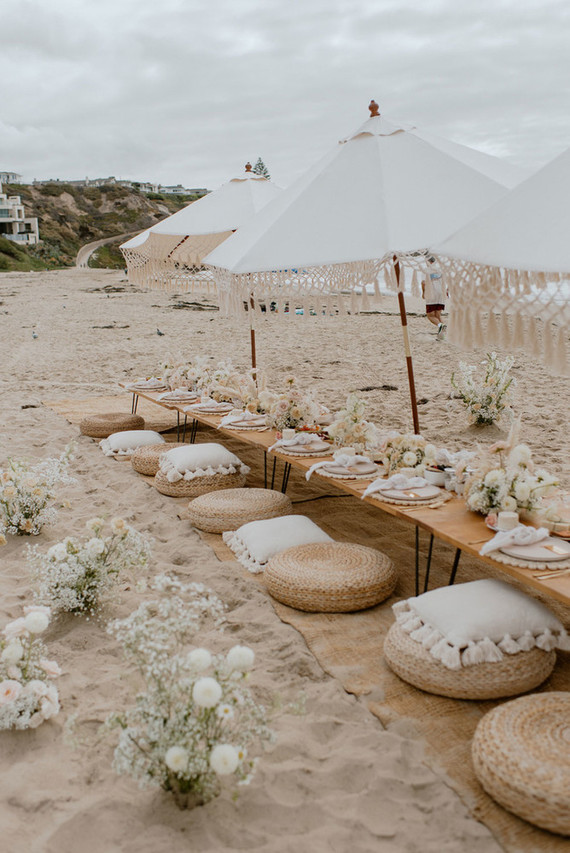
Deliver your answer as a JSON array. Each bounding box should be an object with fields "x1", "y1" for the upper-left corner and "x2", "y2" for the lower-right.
[{"x1": 426, "y1": 311, "x2": 440, "y2": 327}]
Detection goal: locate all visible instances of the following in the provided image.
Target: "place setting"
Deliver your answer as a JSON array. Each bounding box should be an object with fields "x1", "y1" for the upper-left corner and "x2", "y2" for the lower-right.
[
  {"x1": 305, "y1": 448, "x2": 380, "y2": 481},
  {"x1": 156, "y1": 388, "x2": 201, "y2": 406},
  {"x1": 218, "y1": 411, "x2": 268, "y2": 431},
  {"x1": 125, "y1": 376, "x2": 168, "y2": 392},
  {"x1": 268, "y1": 429, "x2": 333, "y2": 458},
  {"x1": 182, "y1": 398, "x2": 235, "y2": 415},
  {"x1": 361, "y1": 473, "x2": 450, "y2": 508},
  {"x1": 478, "y1": 522, "x2": 570, "y2": 576}
]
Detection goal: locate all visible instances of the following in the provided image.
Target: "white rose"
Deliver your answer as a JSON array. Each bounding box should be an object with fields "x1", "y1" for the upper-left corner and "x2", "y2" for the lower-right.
[
  {"x1": 0, "y1": 679, "x2": 22, "y2": 705},
  {"x1": 24, "y1": 611, "x2": 49, "y2": 634},
  {"x1": 187, "y1": 648, "x2": 212, "y2": 671},
  {"x1": 47, "y1": 543, "x2": 68, "y2": 562},
  {"x1": 110, "y1": 517, "x2": 127, "y2": 535},
  {"x1": 502, "y1": 496, "x2": 518, "y2": 512},
  {"x1": 209, "y1": 744, "x2": 239, "y2": 776},
  {"x1": 39, "y1": 658, "x2": 62, "y2": 678},
  {"x1": 226, "y1": 645, "x2": 255, "y2": 672},
  {"x1": 40, "y1": 685, "x2": 60, "y2": 719},
  {"x1": 402, "y1": 451, "x2": 417, "y2": 468},
  {"x1": 484, "y1": 470, "x2": 503, "y2": 487},
  {"x1": 28, "y1": 711, "x2": 45, "y2": 729},
  {"x1": 22, "y1": 679, "x2": 49, "y2": 699},
  {"x1": 165, "y1": 746, "x2": 189, "y2": 773},
  {"x1": 192, "y1": 677, "x2": 222, "y2": 708},
  {"x1": 86, "y1": 538, "x2": 105, "y2": 557},
  {"x1": 2, "y1": 640, "x2": 24, "y2": 665},
  {"x1": 514, "y1": 481, "x2": 531, "y2": 503}
]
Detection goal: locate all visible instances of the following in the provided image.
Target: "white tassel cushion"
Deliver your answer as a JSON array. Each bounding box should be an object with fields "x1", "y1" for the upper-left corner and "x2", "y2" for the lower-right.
[
  {"x1": 223, "y1": 515, "x2": 332, "y2": 574},
  {"x1": 392, "y1": 578, "x2": 570, "y2": 671},
  {"x1": 158, "y1": 443, "x2": 250, "y2": 483},
  {"x1": 100, "y1": 430, "x2": 165, "y2": 457}
]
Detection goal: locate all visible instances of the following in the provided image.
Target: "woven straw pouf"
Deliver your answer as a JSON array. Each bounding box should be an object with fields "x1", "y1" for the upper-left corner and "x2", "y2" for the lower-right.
[
  {"x1": 264, "y1": 541, "x2": 397, "y2": 612},
  {"x1": 80, "y1": 413, "x2": 144, "y2": 439},
  {"x1": 154, "y1": 469, "x2": 247, "y2": 498},
  {"x1": 383, "y1": 622, "x2": 556, "y2": 700},
  {"x1": 131, "y1": 442, "x2": 186, "y2": 476},
  {"x1": 472, "y1": 692, "x2": 570, "y2": 835},
  {"x1": 187, "y1": 488, "x2": 293, "y2": 534}
]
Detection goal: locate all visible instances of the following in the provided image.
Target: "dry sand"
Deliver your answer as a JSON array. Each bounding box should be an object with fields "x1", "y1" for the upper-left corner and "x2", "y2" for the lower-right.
[{"x1": 0, "y1": 267, "x2": 567, "y2": 853}]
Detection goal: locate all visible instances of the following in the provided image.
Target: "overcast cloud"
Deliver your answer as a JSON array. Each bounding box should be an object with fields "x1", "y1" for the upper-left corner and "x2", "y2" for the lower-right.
[{"x1": 2, "y1": 0, "x2": 570, "y2": 190}]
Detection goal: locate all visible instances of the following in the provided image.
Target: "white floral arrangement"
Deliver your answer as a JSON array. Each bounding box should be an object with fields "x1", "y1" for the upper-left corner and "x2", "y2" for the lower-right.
[
  {"x1": 451, "y1": 352, "x2": 515, "y2": 426},
  {"x1": 0, "y1": 444, "x2": 75, "y2": 537},
  {"x1": 213, "y1": 369, "x2": 268, "y2": 413},
  {"x1": 326, "y1": 394, "x2": 379, "y2": 453},
  {"x1": 28, "y1": 517, "x2": 152, "y2": 616},
  {"x1": 105, "y1": 575, "x2": 274, "y2": 809},
  {"x1": 259, "y1": 375, "x2": 321, "y2": 431},
  {"x1": 159, "y1": 355, "x2": 211, "y2": 391},
  {"x1": 464, "y1": 420, "x2": 559, "y2": 515},
  {"x1": 0, "y1": 606, "x2": 61, "y2": 730},
  {"x1": 379, "y1": 432, "x2": 437, "y2": 475}
]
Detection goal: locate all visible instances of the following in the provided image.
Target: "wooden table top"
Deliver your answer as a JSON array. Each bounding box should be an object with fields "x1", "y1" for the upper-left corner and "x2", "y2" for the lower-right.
[{"x1": 121, "y1": 385, "x2": 570, "y2": 607}]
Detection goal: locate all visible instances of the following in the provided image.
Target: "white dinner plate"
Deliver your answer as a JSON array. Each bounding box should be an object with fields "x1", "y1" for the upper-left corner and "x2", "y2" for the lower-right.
[
  {"x1": 378, "y1": 485, "x2": 442, "y2": 502},
  {"x1": 499, "y1": 537, "x2": 570, "y2": 562}
]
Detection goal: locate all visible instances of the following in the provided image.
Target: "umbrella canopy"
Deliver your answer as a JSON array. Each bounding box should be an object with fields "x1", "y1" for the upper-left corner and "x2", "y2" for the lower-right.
[
  {"x1": 121, "y1": 164, "x2": 282, "y2": 292},
  {"x1": 433, "y1": 146, "x2": 570, "y2": 375}
]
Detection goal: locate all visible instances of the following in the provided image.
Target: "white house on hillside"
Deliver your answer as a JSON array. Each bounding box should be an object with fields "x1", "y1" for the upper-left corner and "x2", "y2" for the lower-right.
[
  {"x1": 0, "y1": 171, "x2": 22, "y2": 184},
  {"x1": 0, "y1": 182, "x2": 40, "y2": 245}
]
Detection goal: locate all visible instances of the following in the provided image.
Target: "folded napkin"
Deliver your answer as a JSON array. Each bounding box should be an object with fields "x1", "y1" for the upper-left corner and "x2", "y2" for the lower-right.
[
  {"x1": 157, "y1": 388, "x2": 198, "y2": 400},
  {"x1": 219, "y1": 410, "x2": 266, "y2": 428},
  {"x1": 183, "y1": 399, "x2": 233, "y2": 413},
  {"x1": 305, "y1": 453, "x2": 372, "y2": 481},
  {"x1": 362, "y1": 473, "x2": 430, "y2": 500},
  {"x1": 479, "y1": 525, "x2": 550, "y2": 556},
  {"x1": 268, "y1": 433, "x2": 324, "y2": 452}
]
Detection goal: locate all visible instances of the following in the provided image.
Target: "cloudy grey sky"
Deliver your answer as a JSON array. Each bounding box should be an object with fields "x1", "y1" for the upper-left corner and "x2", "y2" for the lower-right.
[{"x1": 2, "y1": 0, "x2": 570, "y2": 190}]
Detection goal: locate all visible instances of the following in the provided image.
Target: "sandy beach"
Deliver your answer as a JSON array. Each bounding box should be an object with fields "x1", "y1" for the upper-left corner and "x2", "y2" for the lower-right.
[{"x1": 0, "y1": 267, "x2": 568, "y2": 853}]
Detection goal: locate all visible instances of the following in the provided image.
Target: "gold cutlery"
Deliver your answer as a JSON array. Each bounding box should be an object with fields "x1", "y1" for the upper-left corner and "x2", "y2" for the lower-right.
[{"x1": 533, "y1": 567, "x2": 570, "y2": 580}]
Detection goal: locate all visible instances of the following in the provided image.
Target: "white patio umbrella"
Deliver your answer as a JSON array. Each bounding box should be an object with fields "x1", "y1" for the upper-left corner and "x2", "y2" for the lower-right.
[
  {"x1": 433, "y1": 146, "x2": 570, "y2": 376},
  {"x1": 120, "y1": 163, "x2": 282, "y2": 294},
  {"x1": 205, "y1": 101, "x2": 525, "y2": 430}
]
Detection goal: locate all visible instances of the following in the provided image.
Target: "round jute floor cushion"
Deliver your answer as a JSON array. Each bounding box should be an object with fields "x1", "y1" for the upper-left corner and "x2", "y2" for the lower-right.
[
  {"x1": 80, "y1": 413, "x2": 144, "y2": 439},
  {"x1": 472, "y1": 692, "x2": 570, "y2": 835},
  {"x1": 131, "y1": 442, "x2": 186, "y2": 476},
  {"x1": 264, "y1": 541, "x2": 397, "y2": 612},
  {"x1": 154, "y1": 469, "x2": 247, "y2": 498},
  {"x1": 383, "y1": 622, "x2": 556, "y2": 700},
  {"x1": 187, "y1": 488, "x2": 293, "y2": 533}
]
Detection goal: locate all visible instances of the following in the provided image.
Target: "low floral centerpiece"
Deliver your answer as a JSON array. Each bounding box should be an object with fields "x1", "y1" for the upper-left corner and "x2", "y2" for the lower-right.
[
  {"x1": 105, "y1": 575, "x2": 274, "y2": 809},
  {"x1": 213, "y1": 369, "x2": 268, "y2": 414},
  {"x1": 463, "y1": 420, "x2": 559, "y2": 515},
  {"x1": 326, "y1": 394, "x2": 379, "y2": 453},
  {"x1": 0, "y1": 444, "x2": 75, "y2": 537},
  {"x1": 378, "y1": 432, "x2": 437, "y2": 475},
  {"x1": 259, "y1": 376, "x2": 321, "y2": 431},
  {"x1": 0, "y1": 606, "x2": 61, "y2": 730},
  {"x1": 451, "y1": 352, "x2": 515, "y2": 426},
  {"x1": 28, "y1": 517, "x2": 152, "y2": 616}
]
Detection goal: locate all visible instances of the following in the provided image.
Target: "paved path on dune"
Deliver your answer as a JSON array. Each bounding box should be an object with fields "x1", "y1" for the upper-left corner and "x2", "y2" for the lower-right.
[{"x1": 75, "y1": 231, "x2": 137, "y2": 268}]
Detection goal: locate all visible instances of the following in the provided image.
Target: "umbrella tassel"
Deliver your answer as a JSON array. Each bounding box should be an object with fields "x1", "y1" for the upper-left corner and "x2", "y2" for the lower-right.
[
  {"x1": 554, "y1": 327, "x2": 569, "y2": 376},
  {"x1": 383, "y1": 267, "x2": 392, "y2": 292},
  {"x1": 512, "y1": 311, "x2": 526, "y2": 350},
  {"x1": 411, "y1": 270, "x2": 420, "y2": 298},
  {"x1": 529, "y1": 316, "x2": 542, "y2": 357},
  {"x1": 361, "y1": 284, "x2": 369, "y2": 310},
  {"x1": 544, "y1": 322, "x2": 556, "y2": 368},
  {"x1": 447, "y1": 307, "x2": 462, "y2": 346},
  {"x1": 350, "y1": 290, "x2": 358, "y2": 315},
  {"x1": 486, "y1": 308, "x2": 500, "y2": 346},
  {"x1": 500, "y1": 311, "x2": 511, "y2": 349},
  {"x1": 472, "y1": 311, "x2": 485, "y2": 348}
]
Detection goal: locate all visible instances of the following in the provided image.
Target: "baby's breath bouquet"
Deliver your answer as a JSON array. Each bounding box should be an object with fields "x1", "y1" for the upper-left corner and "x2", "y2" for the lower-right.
[
  {"x1": 106, "y1": 575, "x2": 274, "y2": 810},
  {"x1": 464, "y1": 421, "x2": 558, "y2": 515},
  {"x1": 28, "y1": 517, "x2": 152, "y2": 616},
  {"x1": 0, "y1": 444, "x2": 75, "y2": 537},
  {"x1": 0, "y1": 605, "x2": 61, "y2": 730},
  {"x1": 326, "y1": 394, "x2": 379, "y2": 453},
  {"x1": 379, "y1": 432, "x2": 437, "y2": 475},
  {"x1": 214, "y1": 369, "x2": 268, "y2": 413},
  {"x1": 260, "y1": 376, "x2": 321, "y2": 431},
  {"x1": 451, "y1": 352, "x2": 515, "y2": 425}
]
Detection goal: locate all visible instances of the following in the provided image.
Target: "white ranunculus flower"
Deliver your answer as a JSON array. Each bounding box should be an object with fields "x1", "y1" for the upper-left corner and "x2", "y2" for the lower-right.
[
  {"x1": 24, "y1": 611, "x2": 50, "y2": 634},
  {"x1": 502, "y1": 496, "x2": 517, "y2": 512},
  {"x1": 192, "y1": 677, "x2": 222, "y2": 708},
  {"x1": 3, "y1": 618, "x2": 28, "y2": 639},
  {"x1": 110, "y1": 517, "x2": 127, "y2": 534},
  {"x1": 39, "y1": 658, "x2": 62, "y2": 678},
  {"x1": 484, "y1": 469, "x2": 504, "y2": 487},
  {"x1": 514, "y1": 481, "x2": 531, "y2": 502},
  {"x1": 22, "y1": 679, "x2": 48, "y2": 699},
  {"x1": 187, "y1": 648, "x2": 212, "y2": 671},
  {"x1": 226, "y1": 645, "x2": 255, "y2": 672},
  {"x1": 402, "y1": 451, "x2": 418, "y2": 468},
  {"x1": 209, "y1": 744, "x2": 239, "y2": 776},
  {"x1": 0, "y1": 679, "x2": 22, "y2": 705},
  {"x1": 2, "y1": 639, "x2": 24, "y2": 665},
  {"x1": 48, "y1": 543, "x2": 68, "y2": 562},
  {"x1": 509, "y1": 444, "x2": 532, "y2": 467},
  {"x1": 165, "y1": 746, "x2": 189, "y2": 773},
  {"x1": 86, "y1": 537, "x2": 105, "y2": 557}
]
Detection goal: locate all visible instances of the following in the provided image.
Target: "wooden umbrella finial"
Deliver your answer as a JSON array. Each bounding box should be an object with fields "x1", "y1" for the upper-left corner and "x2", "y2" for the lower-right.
[
  {"x1": 369, "y1": 99, "x2": 380, "y2": 117},
  {"x1": 245, "y1": 162, "x2": 253, "y2": 172}
]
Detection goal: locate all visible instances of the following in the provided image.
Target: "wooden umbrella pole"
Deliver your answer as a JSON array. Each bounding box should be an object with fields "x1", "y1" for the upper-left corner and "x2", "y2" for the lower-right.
[
  {"x1": 249, "y1": 293, "x2": 257, "y2": 376},
  {"x1": 394, "y1": 258, "x2": 420, "y2": 434}
]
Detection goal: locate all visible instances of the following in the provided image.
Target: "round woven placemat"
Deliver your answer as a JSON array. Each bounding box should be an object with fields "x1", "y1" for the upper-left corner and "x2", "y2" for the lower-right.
[
  {"x1": 383, "y1": 622, "x2": 556, "y2": 701},
  {"x1": 80, "y1": 413, "x2": 145, "y2": 439},
  {"x1": 264, "y1": 541, "x2": 397, "y2": 612},
  {"x1": 187, "y1": 488, "x2": 292, "y2": 533},
  {"x1": 276, "y1": 446, "x2": 333, "y2": 458},
  {"x1": 316, "y1": 467, "x2": 379, "y2": 480},
  {"x1": 154, "y1": 469, "x2": 247, "y2": 498},
  {"x1": 472, "y1": 692, "x2": 570, "y2": 835},
  {"x1": 131, "y1": 442, "x2": 186, "y2": 476},
  {"x1": 486, "y1": 550, "x2": 570, "y2": 571},
  {"x1": 367, "y1": 492, "x2": 449, "y2": 508}
]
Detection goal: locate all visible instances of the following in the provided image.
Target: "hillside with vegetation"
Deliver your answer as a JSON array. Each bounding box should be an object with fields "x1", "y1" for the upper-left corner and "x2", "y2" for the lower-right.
[{"x1": 0, "y1": 183, "x2": 201, "y2": 271}]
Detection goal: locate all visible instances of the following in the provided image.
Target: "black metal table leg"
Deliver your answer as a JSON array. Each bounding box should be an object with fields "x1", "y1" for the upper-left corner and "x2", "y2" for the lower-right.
[
  {"x1": 190, "y1": 418, "x2": 198, "y2": 443},
  {"x1": 131, "y1": 392, "x2": 139, "y2": 414},
  {"x1": 415, "y1": 526, "x2": 420, "y2": 596},
  {"x1": 281, "y1": 462, "x2": 292, "y2": 494},
  {"x1": 448, "y1": 548, "x2": 462, "y2": 585},
  {"x1": 176, "y1": 411, "x2": 180, "y2": 441},
  {"x1": 270, "y1": 457, "x2": 277, "y2": 490},
  {"x1": 423, "y1": 534, "x2": 434, "y2": 593}
]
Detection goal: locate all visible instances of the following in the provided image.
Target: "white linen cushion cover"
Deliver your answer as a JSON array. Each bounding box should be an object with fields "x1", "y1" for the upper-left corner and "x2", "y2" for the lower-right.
[
  {"x1": 100, "y1": 430, "x2": 164, "y2": 456},
  {"x1": 158, "y1": 443, "x2": 250, "y2": 482},
  {"x1": 393, "y1": 578, "x2": 570, "y2": 670},
  {"x1": 223, "y1": 515, "x2": 333, "y2": 573}
]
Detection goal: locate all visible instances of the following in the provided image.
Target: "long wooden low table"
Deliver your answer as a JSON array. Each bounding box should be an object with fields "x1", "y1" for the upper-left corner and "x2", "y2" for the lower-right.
[{"x1": 121, "y1": 385, "x2": 570, "y2": 607}]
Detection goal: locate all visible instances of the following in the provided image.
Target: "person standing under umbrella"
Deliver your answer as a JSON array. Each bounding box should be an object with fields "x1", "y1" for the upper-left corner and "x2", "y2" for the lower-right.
[{"x1": 421, "y1": 256, "x2": 448, "y2": 340}]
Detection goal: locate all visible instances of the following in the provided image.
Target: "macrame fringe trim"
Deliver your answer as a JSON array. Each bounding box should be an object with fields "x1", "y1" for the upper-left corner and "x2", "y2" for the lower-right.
[
  {"x1": 159, "y1": 460, "x2": 250, "y2": 483},
  {"x1": 393, "y1": 601, "x2": 570, "y2": 670},
  {"x1": 222, "y1": 531, "x2": 265, "y2": 574}
]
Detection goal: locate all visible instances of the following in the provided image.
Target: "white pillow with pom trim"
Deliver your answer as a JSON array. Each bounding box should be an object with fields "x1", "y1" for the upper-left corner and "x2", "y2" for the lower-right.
[
  {"x1": 100, "y1": 430, "x2": 164, "y2": 457},
  {"x1": 159, "y1": 443, "x2": 250, "y2": 483},
  {"x1": 223, "y1": 515, "x2": 332, "y2": 574},
  {"x1": 392, "y1": 579, "x2": 570, "y2": 670}
]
